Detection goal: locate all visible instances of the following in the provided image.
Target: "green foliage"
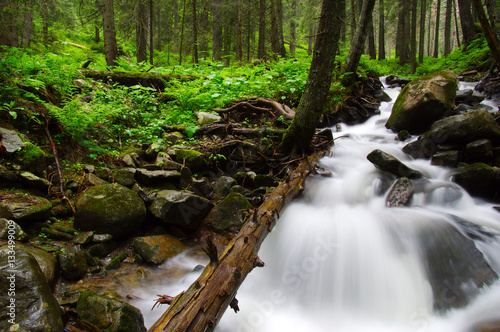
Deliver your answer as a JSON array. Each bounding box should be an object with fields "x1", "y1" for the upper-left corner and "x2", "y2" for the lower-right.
[{"x1": 20, "y1": 142, "x2": 46, "y2": 167}]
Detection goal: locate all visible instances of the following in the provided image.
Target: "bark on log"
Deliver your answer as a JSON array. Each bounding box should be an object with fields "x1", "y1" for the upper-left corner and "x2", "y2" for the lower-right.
[
  {"x1": 147, "y1": 151, "x2": 325, "y2": 332},
  {"x1": 213, "y1": 97, "x2": 295, "y2": 119}
]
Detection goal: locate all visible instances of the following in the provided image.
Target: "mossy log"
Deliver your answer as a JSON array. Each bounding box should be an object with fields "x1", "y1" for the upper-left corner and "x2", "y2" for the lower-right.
[
  {"x1": 79, "y1": 70, "x2": 198, "y2": 91},
  {"x1": 213, "y1": 97, "x2": 295, "y2": 119},
  {"x1": 147, "y1": 151, "x2": 324, "y2": 332}
]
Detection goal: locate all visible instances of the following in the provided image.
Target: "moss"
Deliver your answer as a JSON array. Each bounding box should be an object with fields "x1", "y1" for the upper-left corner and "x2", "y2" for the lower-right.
[
  {"x1": 20, "y1": 142, "x2": 46, "y2": 167},
  {"x1": 173, "y1": 149, "x2": 207, "y2": 171}
]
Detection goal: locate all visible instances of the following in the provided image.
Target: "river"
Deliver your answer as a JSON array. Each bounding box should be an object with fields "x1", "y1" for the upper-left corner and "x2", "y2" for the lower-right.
[{"x1": 139, "y1": 78, "x2": 500, "y2": 331}]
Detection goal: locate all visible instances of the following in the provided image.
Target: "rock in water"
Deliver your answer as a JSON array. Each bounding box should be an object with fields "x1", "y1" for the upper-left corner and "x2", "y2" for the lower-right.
[
  {"x1": 386, "y1": 70, "x2": 457, "y2": 134},
  {"x1": 132, "y1": 234, "x2": 186, "y2": 264},
  {"x1": 386, "y1": 177, "x2": 414, "y2": 207},
  {"x1": 74, "y1": 183, "x2": 146, "y2": 238},
  {"x1": 367, "y1": 149, "x2": 423, "y2": 179}
]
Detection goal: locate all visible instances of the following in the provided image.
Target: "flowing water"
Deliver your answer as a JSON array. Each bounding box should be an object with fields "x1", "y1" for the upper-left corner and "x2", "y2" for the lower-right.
[{"x1": 138, "y1": 79, "x2": 500, "y2": 331}]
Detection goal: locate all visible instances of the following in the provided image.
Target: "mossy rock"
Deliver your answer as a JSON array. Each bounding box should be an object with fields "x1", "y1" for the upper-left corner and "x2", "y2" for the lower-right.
[
  {"x1": 203, "y1": 192, "x2": 253, "y2": 234},
  {"x1": 452, "y1": 163, "x2": 499, "y2": 200},
  {"x1": 386, "y1": 70, "x2": 458, "y2": 134},
  {"x1": 172, "y1": 149, "x2": 208, "y2": 172},
  {"x1": 76, "y1": 291, "x2": 146, "y2": 332},
  {"x1": 132, "y1": 235, "x2": 186, "y2": 264},
  {"x1": 74, "y1": 183, "x2": 146, "y2": 238},
  {"x1": 59, "y1": 251, "x2": 88, "y2": 280},
  {"x1": 88, "y1": 241, "x2": 119, "y2": 258},
  {"x1": 0, "y1": 192, "x2": 52, "y2": 224}
]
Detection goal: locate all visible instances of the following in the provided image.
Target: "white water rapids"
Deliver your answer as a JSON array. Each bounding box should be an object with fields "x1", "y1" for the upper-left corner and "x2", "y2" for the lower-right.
[{"x1": 138, "y1": 79, "x2": 500, "y2": 331}]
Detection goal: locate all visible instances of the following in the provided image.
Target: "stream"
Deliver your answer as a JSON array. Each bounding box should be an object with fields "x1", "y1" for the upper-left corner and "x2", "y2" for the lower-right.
[{"x1": 137, "y1": 79, "x2": 500, "y2": 331}]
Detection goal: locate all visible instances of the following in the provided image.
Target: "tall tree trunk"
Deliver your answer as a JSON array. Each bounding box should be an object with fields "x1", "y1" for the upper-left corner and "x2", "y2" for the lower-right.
[
  {"x1": 237, "y1": 0, "x2": 244, "y2": 61},
  {"x1": 270, "y1": 0, "x2": 279, "y2": 57},
  {"x1": 472, "y1": 0, "x2": 500, "y2": 66},
  {"x1": 367, "y1": 16, "x2": 376, "y2": 59},
  {"x1": 258, "y1": 0, "x2": 266, "y2": 59},
  {"x1": 246, "y1": 0, "x2": 252, "y2": 61},
  {"x1": 212, "y1": 0, "x2": 223, "y2": 61},
  {"x1": 21, "y1": 1, "x2": 34, "y2": 47},
  {"x1": 276, "y1": 0, "x2": 286, "y2": 57},
  {"x1": 103, "y1": 0, "x2": 118, "y2": 66},
  {"x1": 42, "y1": 0, "x2": 49, "y2": 46},
  {"x1": 343, "y1": 0, "x2": 376, "y2": 73},
  {"x1": 396, "y1": 2, "x2": 404, "y2": 59},
  {"x1": 150, "y1": 0, "x2": 154, "y2": 64},
  {"x1": 485, "y1": 0, "x2": 500, "y2": 40},
  {"x1": 94, "y1": 0, "x2": 101, "y2": 43},
  {"x1": 444, "y1": 0, "x2": 453, "y2": 55},
  {"x1": 378, "y1": 0, "x2": 386, "y2": 60},
  {"x1": 173, "y1": 0, "x2": 179, "y2": 53},
  {"x1": 350, "y1": 0, "x2": 356, "y2": 41},
  {"x1": 192, "y1": 0, "x2": 199, "y2": 63},
  {"x1": 459, "y1": 0, "x2": 476, "y2": 50},
  {"x1": 136, "y1": 0, "x2": 148, "y2": 63},
  {"x1": 419, "y1": 0, "x2": 426, "y2": 62},
  {"x1": 290, "y1": 0, "x2": 297, "y2": 56},
  {"x1": 157, "y1": 4, "x2": 162, "y2": 51},
  {"x1": 179, "y1": 0, "x2": 186, "y2": 64},
  {"x1": 280, "y1": 0, "x2": 345, "y2": 154},
  {"x1": 410, "y1": 0, "x2": 418, "y2": 73},
  {"x1": 308, "y1": 25, "x2": 314, "y2": 55},
  {"x1": 453, "y1": 0, "x2": 461, "y2": 48},
  {"x1": 434, "y1": 0, "x2": 441, "y2": 57}
]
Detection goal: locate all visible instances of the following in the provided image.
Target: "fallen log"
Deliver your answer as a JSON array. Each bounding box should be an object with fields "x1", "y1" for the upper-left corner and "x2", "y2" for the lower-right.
[
  {"x1": 147, "y1": 151, "x2": 325, "y2": 332},
  {"x1": 213, "y1": 97, "x2": 295, "y2": 119}
]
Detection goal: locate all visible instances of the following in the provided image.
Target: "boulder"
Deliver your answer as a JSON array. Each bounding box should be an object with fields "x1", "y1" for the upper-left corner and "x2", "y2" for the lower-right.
[
  {"x1": 0, "y1": 127, "x2": 24, "y2": 153},
  {"x1": 149, "y1": 190, "x2": 213, "y2": 230},
  {"x1": 403, "y1": 137, "x2": 436, "y2": 159},
  {"x1": 113, "y1": 168, "x2": 136, "y2": 187},
  {"x1": 135, "y1": 168, "x2": 181, "y2": 186},
  {"x1": 367, "y1": 149, "x2": 423, "y2": 179},
  {"x1": 132, "y1": 234, "x2": 186, "y2": 264},
  {"x1": 431, "y1": 151, "x2": 464, "y2": 167},
  {"x1": 76, "y1": 292, "x2": 146, "y2": 332},
  {"x1": 0, "y1": 246, "x2": 63, "y2": 332},
  {"x1": 385, "y1": 177, "x2": 414, "y2": 207},
  {"x1": 88, "y1": 241, "x2": 119, "y2": 258},
  {"x1": 196, "y1": 111, "x2": 222, "y2": 125},
  {"x1": 418, "y1": 221, "x2": 498, "y2": 311},
  {"x1": 386, "y1": 70, "x2": 458, "y2": 134},
  {"x1": 171, "y1": 149, "x2": 207, "y2": 172},
  {"x1": 59, "y1": 251, "x2": 88, "y2": 280},
  {"x1": 465, "y1": 139, "x2": 493, "y2": 162},
  {"x1": 203, "y1": 192, "x2": 253, "y2": 234},
  {"x1": 429, "y1": 109, "x2": 500, "y2": 145},
  {"x1": 0, "y1": 192, "x2": 52, "y2": 224},
  {"x1": 452, "y1": 163, "x2": 499, "y2": 200},
  {"x1": 212, "y1": 176, "x2": 237, "y2": 199},
  {"x1": 74, "y1": 183, "x2": 146, "y2": 238},
  {"x1": 0, "y1": 218, "x2": 27, "y2": 241},
  {"x1": 19, "y1": 171, "x2": 51, "y2": 192}
]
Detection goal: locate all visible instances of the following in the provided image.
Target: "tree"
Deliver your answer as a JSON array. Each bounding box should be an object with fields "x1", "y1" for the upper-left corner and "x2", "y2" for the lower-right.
[
  {"x1": 434, "y1": 0, "x2": 441, "y2": 57},
  {"x1": 419, "y1": 0, "x2": 426, "y2": 62},
  {"x1": 103, "y1": 0, "x2": 118, "y2": 66},
  {"x1": 212, "y1": 0, "x2": 223, "y2": 61},
  {"x1": 290, "y1": 0, "x2": 298, "y2": 56},
  {"x1": 367, "y1": 15, "x2": 376, "y2": 59},
  {"x1": 458, "y1": 0, "x2": 476, "y2": 50},
  {"x1": 21, "y1": 1, "x2": 35, "y2": 47},
  {"x1": 136, "y1": 0, "x2": 148, "y2": 63},
  {"x1": 410, "y1": 0, "x2": 418, "y2": 73},
  {"x1": 0, "y1": 0, "x2": 19, "y2": 47},
  {"x1": 342, "y1": 0, "x2": 377, "y2": 74},
  {"x1": 378, "y1": 0, "x2": 386, "y2": 60},
  {"x1": 485, "y1": 0, "x2": 500, "y2": 40},
  {"x1": 444, "y1": 0, "x2": 453, "y2": 56},
  {"x1": 257, "y1": 0, "x2": 266, "y2": 59},
  {"x1": 192, "y1": 0, "x2": 199, "y2": 63},
  {"x1": 472, "y1": 0, "x2": 500, "y2": 66},
  {"x1": 279, "y1": 0, "x2": 345, "y2": 154}
]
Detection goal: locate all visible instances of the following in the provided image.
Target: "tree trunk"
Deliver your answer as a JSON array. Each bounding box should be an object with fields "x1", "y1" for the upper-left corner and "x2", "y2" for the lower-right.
[
  {"x1": 459, "y1": 0, "x2": 476, "y2": 50},
  {"x1": 367, "y1": 16, "x2": 376, "y2": 59},
  {"x1": 173, "y1": 0, "x2": 179, "y2": 53},
  {"x1": 0, "y1": 0, "x2": 19, "y2": 47},
  {"x1": 150, "y1": 0, "x2": 154, "y2": 64},
  {"x1": 276, "y1": 0, "x2": 287, "y2": 57},
  {"x1": 94, "y1": 0, "x2": 101, "y2": 43},
  {"x1": 258, "y1": 0, "x2": 266, "y2": 59},
  {"x1": 103, "y1": 0, "x2": 118, "y2": 66},
  {"x1": 179, "y1": 0, "x2": 186, "y2": 65},
  {"x1": 21, "y1": 1, "x2": 34, "y2": 47},
  {"x1": 486, "y1": 0, "x2": 500, "y2": 40},
  {"x1": 419, "y1": 0, "x2": 426, "y2": 62},
  {"x1": 192, "y1": 0, "x2": 199, "y2": 63},
  {"x1": 212, "y1": 0, "x2": 223, "y2": 61},
  {"x1": 136, "y1": 0, "x2": 148, "y2": 63},
  {"x1": 453, "y1": 0, "x2": 461, "y2": 48},
  {"x1": 378, "y1": 0, "x2": 386, "y2": 60},
  {"x1": 472, "y1": 0, "x2": 500, "y2": 66},
  {"x1": 280, "y1": 0, "x2": 345, "y2": 154},
  {"x1": 270, "y1": 0, "x2": 279, "y2": 57},
  {"x1": 147, "y1": 151, "x2": 324, "y2": 332},
  {"x1": 444, "y1": 0, "x2": 453, "y2": 55},
  {"x1": 237, "y1": 0, "x2": 244, "y2": 61},
  {"x1": 350, "y1": 0, "x2": 356, "y2": 41},
  {"x1": 434, "y1": 0, "x2": 441, "y2": 57},
  {"x1": 410, "y1": 0, "x2": 418, "y2": 74},
  {"x1": 343, "y1": 0, "x2": 377, "y2": 74},
  {"x1": 290, "y1": 0, "x2": 297, "y2": 56}
]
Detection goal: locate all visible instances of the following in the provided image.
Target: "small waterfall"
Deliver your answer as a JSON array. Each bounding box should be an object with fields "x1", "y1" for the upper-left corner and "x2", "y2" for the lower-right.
[{"x1": 215, "y1": 79, "x2": 500, "y2": 332}]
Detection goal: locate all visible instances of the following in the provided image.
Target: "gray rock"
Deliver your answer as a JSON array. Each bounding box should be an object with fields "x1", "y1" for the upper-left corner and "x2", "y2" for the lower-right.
[
  {"x1": 196, "y1": 111, "x2": 222, "y2": 125},
  {"x1": 88, "y1": 241, "x2": 119, "y2": 258},
  {"x1": 212, "y1": 176, "x2": 237, "y2": 198},
  {"x1": 386, "y1": 177, "x2": 414, "y2": 207},
  {"x1": 0, "y1": 246, "x2": 63, "y2": 332},
  {"x1": 452, "y1": 163, "x2": 499, "y2": 199},
  {"x1": 76, "y1": 292, "x2": 146, "y2": 332},
  {"x1": 203, "y1": 192, "x2": 253, "y2": 234},
  {"x1": 19, "y1": 171, "x2": 51, "y2": 191},
  {"x1": 149, "y1": 190, "x2": 214, "y2": 230},
  {"x1": 74, "y1": 183, "x2": 147, "y2": 238},
  {"x1": 113, "y1": 168, "x2": 136, "y2": 187},
  {"x1": 0, "y1": 218, "x2": 27, "y2": 241},
  {"x1": 386, "y1": 70, "x2": 458, "y2": 134},
  {"x1": 429, "y1": 109, "x2": 500, "y2": 145},
  {"x1": 92, "y1": 233, "x2": 113, "y2": 243},
  {"x1": 87, "y1": 172, "x2": 109, "y2": 186},
  {"x1": 431, "y1": 151, "x2": 464, "y2": 167},
  {"x1": 367, "y1": 149, "x2": 423, "y2": 179},
  {"x1": 73, "y1": 231, "x2": 94, "y2": 245},
  {"x1": 0, "y1": 192, "x2": 52, "y2": 224},
  {"x1": 465, "y1": 139, "x2": 493, "y2": 162},
  {"x1": 0, "y1": 127, "x2": 24, "y2": 153},
  {"x1": 135, "y1": 168, "x2": 181, "y2": 186}
]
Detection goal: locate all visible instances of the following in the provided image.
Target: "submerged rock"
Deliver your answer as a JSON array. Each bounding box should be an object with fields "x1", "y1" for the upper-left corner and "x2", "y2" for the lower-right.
[
  {"x1": 367, "y1": 149, "x2": 423, "y2": 179},
  {"x1": 76, "y1": 291, "x2": 146, "y2": 332},
  {"x1": 386, "y1": 70, "x2": 458, "y2": 134},
  {"x1": 132, "y1": 234, "x2": 186, "y2": 264},
  {"x1": 74, "y1": 183, "x2": 147, "y2": 238},
  {"x1": 452, "y1": 163, "x2": 499, "y2": 200}
]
